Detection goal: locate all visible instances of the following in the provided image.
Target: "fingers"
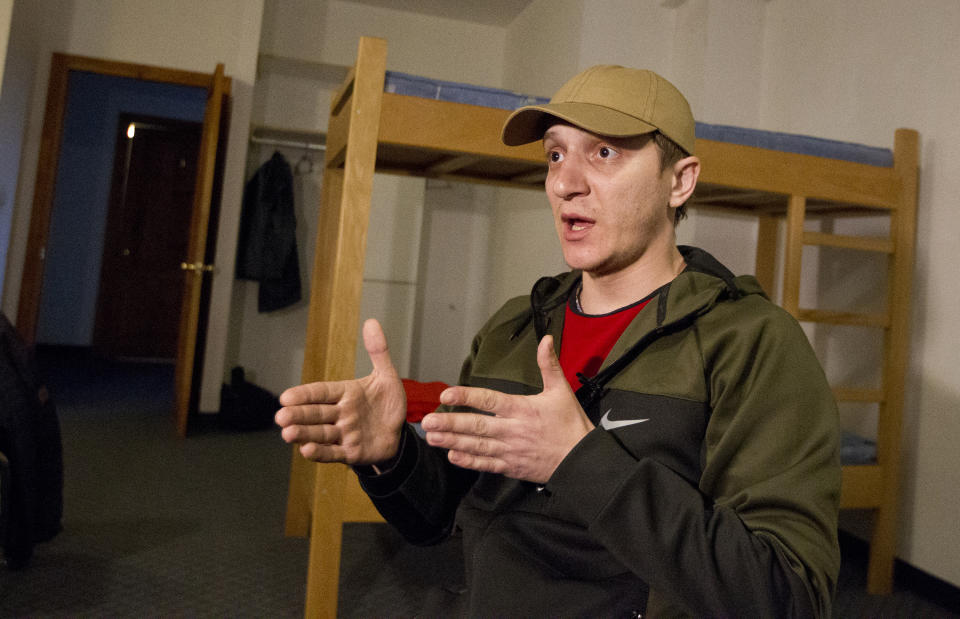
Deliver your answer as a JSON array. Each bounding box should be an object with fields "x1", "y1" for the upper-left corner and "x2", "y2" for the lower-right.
[
  {"x1": 436, "y1": 336, "x2": 567, "y2": 415},
  {"x1": 536, "y1": 334, "x2": 569, "y2": 393},
  {"x1": 279, "y1": 420, "x2": 341, "y2": 445},
  {"x1": 439, "y1": 384, "x2": 506, "y2": 415},
  {"x1": 423, "y1": 416, "x2": 509, "y2": 475},
  {"x1": 446, "y1": 449, "x2": 506, "y2": 475},
  {"x1": 363, "y1": 318, "x2": 398, "y2": 378},
  {"x1": 279, "y1": 380, "x2": 345, "y2": 407},
  {"x1": 426, "y1": 426, "x2": 502, "y2": 456},
  {"x1": 299, "y1": 441, "x2": 346, "y2": 463},
  {"x1": 274, "y1": 402, "x2": 339, "y2": 427},
  {"x1": 422, "y1": 410, "x2": 493, "y2": 436}
]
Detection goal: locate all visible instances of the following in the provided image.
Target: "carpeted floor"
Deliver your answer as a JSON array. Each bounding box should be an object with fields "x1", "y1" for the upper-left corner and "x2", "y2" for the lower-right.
[
  {"x1": 1, "y1": 348, "x2": 958, "y2": 617},
  {"x1": 1, "y1": 348, "x2": 311, "y2": 616}
]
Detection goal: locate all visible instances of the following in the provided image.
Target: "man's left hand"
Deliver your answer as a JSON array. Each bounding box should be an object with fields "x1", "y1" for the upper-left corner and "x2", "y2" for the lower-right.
[{"x1": 421, "y1": 335, "x2": 594, "y2": 484}]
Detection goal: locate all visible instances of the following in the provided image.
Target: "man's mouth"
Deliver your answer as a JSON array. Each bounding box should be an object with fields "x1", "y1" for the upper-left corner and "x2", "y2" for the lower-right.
[{"x1": 563, "y1": 214, "x2": 594, "y2": 232}]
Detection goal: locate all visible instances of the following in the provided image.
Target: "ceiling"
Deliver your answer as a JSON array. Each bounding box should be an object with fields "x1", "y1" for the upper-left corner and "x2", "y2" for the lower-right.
[{"x1": 348, "y1": 0, "x2": 535, "y2": 27}]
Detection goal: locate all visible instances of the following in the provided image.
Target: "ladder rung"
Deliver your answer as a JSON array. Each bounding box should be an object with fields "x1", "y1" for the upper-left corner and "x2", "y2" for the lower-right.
[
  {"x1": 803, "y1": 231, "x2": 894, "y2": 253},
  {"x1": 797, "y1": 308, "x2": 889, "y2": 327},
  {"x1": 833, "y1": 387, "x2": 885, "y2": 403}
]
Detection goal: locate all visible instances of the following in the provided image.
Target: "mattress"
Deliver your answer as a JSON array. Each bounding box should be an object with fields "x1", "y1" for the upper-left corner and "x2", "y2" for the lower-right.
[
  {"x1": 384, "y1": 71, "x2": 894, "y2": 167},
  {"x1": 841, "y1": 431, "x2": 878, "y2": 465}
]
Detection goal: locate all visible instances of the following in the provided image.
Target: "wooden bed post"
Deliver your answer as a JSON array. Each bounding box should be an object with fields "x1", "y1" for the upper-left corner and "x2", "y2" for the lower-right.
[
  {"x1": 754, "y1": 214, "x2": 780, "y2": 299},
  {"x1": 282, "y1": 36, "x2": 389, "y2": 619},
  {"x1": 866, "y1": 128, "x2": 919, "y2": 594},
  {"x1": 781, "y1": 195, "x2": 807, "y2": 318}
]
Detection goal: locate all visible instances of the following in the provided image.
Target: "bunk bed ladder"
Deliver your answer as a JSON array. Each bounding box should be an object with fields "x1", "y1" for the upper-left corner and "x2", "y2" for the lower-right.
[{"x1": 769, "y1": 128, "x2": 918, "y2": 595}]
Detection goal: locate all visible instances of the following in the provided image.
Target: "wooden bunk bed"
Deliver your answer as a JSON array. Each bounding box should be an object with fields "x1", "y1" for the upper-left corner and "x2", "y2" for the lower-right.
[{"x1": 283, "y1": 36, "x2": 918, "y2": 617}]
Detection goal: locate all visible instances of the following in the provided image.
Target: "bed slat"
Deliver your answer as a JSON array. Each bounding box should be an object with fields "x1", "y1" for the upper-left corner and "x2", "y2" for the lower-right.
[{"x1": 803, "y1": 231, "x2": 894, "y2": 253}]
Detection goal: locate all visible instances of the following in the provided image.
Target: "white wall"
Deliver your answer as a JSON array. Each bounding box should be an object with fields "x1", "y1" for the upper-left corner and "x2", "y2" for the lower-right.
[
  {"x1": 411, "y1": 181, "x2": 495, "y2": 384},
  {"x1": 0, "y1": 0, "x2": 74, "y2": 314},
  {"x1": 503, "y1": 0, "x2": 583, "y2": 97},
  {"x1": 0, "y1": 0, "x2": 38, "y2": 307},
  {"x1": 260, "y1": 0, "x2": 507, "y2": 82},
  {"x1": 0, "y1": 0, "x2": 11, "y2": 96}
]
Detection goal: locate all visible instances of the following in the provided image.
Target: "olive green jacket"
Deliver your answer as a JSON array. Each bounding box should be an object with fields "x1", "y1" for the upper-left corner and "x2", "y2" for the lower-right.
[{"x1": 360, "y1": 246, "x2": 841, "y2": 618}]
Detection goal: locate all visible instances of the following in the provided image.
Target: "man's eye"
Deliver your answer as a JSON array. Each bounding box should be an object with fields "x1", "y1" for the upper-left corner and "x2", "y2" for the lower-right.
[
  {"x1": 598, "y1": 146, "x2": 612, "y2": 158},
  {"x1": 549, "y1": 151, "x2": 563, "y2": 163}
]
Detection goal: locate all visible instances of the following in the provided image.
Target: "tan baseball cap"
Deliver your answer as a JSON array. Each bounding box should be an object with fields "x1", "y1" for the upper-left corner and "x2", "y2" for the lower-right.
[{"x1": 501, "y1": 65, "x2": 695, "y2": 155}]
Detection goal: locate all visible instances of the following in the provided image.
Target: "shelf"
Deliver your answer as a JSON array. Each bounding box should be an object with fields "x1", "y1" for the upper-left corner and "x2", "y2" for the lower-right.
[{"x1": 250, "y1": 125, "x2": 327, "y2": 150}]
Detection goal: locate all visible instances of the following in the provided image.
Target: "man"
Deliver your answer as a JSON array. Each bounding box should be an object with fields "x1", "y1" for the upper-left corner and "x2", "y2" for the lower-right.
[{"x1": 275, "y1": 65, "x2": 841, "y2": 617}]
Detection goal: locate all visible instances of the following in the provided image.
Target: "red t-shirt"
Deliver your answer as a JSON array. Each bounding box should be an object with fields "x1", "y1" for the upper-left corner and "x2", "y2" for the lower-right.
[{"x1": 559, "y1": 296, "x2": 651, "y2": 392}]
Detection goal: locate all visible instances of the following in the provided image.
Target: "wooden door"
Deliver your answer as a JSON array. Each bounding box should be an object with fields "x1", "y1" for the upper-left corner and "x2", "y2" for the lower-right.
[
  {"x1": 94, "y1": 114, "x2": 202, "y2": 360},
  {"x1": 173, "y1": 63, "x2": 227, "y2": 437},
  {"x1": 17, "y1": 54, "x2": 231, "y2": 436}
]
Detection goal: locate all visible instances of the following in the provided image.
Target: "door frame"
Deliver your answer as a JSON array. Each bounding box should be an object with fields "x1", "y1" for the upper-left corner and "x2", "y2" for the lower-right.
[{"x1": 16, "y1": 53, "x2": 231, "y2": 435}]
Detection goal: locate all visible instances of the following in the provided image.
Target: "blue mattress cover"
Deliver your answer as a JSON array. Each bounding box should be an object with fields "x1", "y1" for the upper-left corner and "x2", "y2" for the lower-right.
[
  {"x1": 384, "y1": 71, "x2": 893, "y2": 167},
  {"x1": 841, "y1": 431, "x2": 877, "y2": 465}
]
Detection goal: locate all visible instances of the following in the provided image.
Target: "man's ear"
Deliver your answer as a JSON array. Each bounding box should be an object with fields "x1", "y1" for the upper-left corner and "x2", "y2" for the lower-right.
[{"x1": 668, "y1": 156, "x2": 700, "y2": 207}]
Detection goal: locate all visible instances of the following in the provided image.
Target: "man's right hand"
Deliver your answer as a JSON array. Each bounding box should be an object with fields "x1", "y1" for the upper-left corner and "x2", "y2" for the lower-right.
[{"x1": 275, "y1": 318, "x2": 407, "y2": 465}]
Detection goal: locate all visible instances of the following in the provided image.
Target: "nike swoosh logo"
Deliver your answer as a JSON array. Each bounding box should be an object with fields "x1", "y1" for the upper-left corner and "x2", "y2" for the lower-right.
[{"x1": 599, "y1": 409, "x2": 649, "y2": 430}]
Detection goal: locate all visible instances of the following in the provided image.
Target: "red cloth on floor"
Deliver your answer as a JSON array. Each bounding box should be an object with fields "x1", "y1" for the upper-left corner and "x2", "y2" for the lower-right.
[{"x1": 402, "y1": 379, "x2": 448, "y2": 422}]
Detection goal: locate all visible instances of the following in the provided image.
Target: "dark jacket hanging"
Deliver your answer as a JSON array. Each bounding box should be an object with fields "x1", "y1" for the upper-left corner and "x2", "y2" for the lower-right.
[{"x1": 235, "y1": 151, "x2": 302, "y2": 312}]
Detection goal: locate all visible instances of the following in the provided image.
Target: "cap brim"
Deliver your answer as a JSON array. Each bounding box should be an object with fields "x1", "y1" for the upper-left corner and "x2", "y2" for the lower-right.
[{"x1": 501, "y1": 102, "x2": 658, "y2": 146}]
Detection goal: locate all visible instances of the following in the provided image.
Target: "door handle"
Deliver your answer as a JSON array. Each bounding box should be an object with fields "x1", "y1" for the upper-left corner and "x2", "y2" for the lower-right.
[{"x1": 180, "y1": 261, "x2": 214, "y2": 272}]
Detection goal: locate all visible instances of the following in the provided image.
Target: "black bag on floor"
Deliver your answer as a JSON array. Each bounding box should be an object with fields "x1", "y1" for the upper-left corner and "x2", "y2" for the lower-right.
[{"x1": 219, "y1": 366, "x2": 280, "y2": 431}]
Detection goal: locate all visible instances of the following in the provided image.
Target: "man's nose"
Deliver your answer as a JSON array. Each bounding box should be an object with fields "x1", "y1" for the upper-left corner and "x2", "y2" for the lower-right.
[{"x1": 550, "y1": 157, "x2": 589, "y2": 200}]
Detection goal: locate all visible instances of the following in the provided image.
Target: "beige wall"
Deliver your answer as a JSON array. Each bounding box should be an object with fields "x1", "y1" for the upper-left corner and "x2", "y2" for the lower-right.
[
  {"x1": 0, "y1": 0, "x2": 12, "y2": 95},
  {"x1": 0, "y1": 0, "x2": 26, "y2": 295},
  {"x1": 259, "y1": 0, "x2": 506, "y2": 82},
  {"x1": 0, "y1": 0, "x2": 70, "y2": 313}
]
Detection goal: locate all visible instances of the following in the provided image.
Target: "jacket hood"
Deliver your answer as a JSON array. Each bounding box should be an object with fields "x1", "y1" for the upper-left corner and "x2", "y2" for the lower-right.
[
  {"x1": 528, "y1": 246, "x2": 764, "y2": 334},
  {"x1": 523, "y1": 246, "x2": 766, "y2": 409}
]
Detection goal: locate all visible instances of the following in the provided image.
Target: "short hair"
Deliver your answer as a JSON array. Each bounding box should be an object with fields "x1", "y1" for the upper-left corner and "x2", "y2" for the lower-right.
[{"x1": 653, "y1": 132, "x2": 690, "y2": 224}]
